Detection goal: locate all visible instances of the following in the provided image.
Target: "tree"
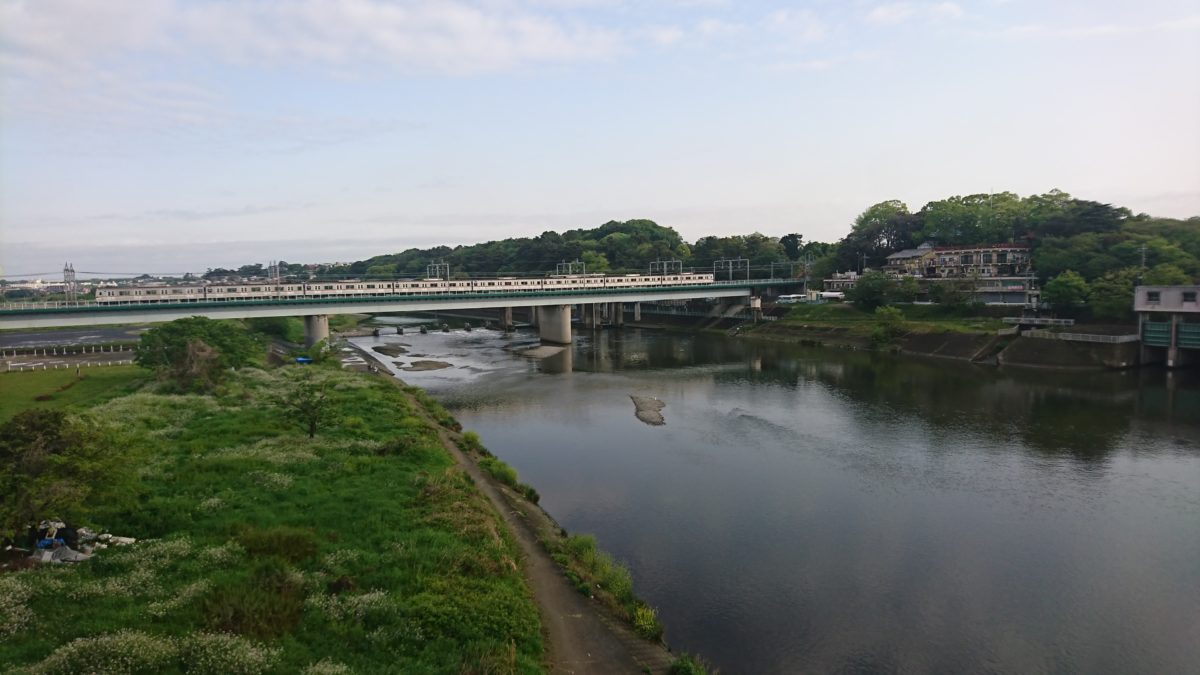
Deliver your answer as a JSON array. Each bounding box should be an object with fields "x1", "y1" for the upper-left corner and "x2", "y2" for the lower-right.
[
  {"x1": 1088, "y1": 268, "x2": 1138, "y2": 322},
  {"x1": 893, "y1": 277, "x2": 921, "y2": 303},
  {"x1": 136, "y1": 317, "x2": 262, "y2": 390},
  {"x1": 871, "y1": 306, "x2": 906, "y2": 347},
  {"x1": 780, "y1": 233, "x2": 803, "y2": 261},
  {"x1": 847, "y1": 270, "x2": 893, "y2": 311},
  {"x1": 836, "y1": 200, "x2": 919, "y2": 272},
  {"x1": 1042, "y1": 270, "x2": 1090, "y2": 313},
  {"x1": 0, "y1": 410, "x2": 127, "y2": 543},
  {"x1": 277, "y1": 372, "x2": 336, "y2": 438},
  {"x1": 1143, "y1": 263, "x2": 1192, "y2": 286}
]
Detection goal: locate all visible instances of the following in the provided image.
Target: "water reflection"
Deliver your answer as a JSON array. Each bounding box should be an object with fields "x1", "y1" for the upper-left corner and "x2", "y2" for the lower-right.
[{"x1": 359, "y1": 327, "x2": 1200, "y2": 675}]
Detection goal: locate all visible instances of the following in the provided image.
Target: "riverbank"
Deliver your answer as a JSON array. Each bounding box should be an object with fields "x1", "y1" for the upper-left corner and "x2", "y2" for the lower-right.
[
  {"x1": 0, "y1": 365, "x2": 546, "y2": 673},
  {"x1": 747, "y1": 304, "x2": 1145, "y2": 370},
  {"x1": 349, "y1": 341, "x2": 695, "y2": 674}
]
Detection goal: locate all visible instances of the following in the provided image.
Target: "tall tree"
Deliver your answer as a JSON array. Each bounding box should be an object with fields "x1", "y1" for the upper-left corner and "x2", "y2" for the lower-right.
[
  {"x1": 780, "y1": 233, "x2": 804, "y2": 261},
  {"x1": 0, "y1": 410, "x2": 129, "y2": 543},
  {"x1": 136, "y1": 317, "x2": 262, "y2": 390}
]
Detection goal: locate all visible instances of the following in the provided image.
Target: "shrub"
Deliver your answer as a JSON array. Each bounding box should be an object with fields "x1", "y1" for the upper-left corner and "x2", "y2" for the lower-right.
[
  {"x1": 478, "y1": 457, "x2": 519, "y2": 488},
  {"x1": 670, "y1": 653, "x2": 712, "y2": 675},
  {"x1": 461, "y1": 430, "x2": 484, "y2": 452},
  {"x1": 25, "y1": 630, "x2": 178, "y2": 674},
  {"x1": 235, "y1": 525, "x2": 319, "y2": 563},
  {"x1": 202, "y1": 559, "x2": 305, "y2": 639},
  {"x1": 633, "y1": 604, "x2": 663, "y2": 641},
  {"x1": 870, "y1": 305, "x2": 906, "y2": 348}
]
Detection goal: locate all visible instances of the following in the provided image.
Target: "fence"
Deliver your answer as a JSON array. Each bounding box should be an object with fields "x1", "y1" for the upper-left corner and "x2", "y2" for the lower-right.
[
  {"x1": 1002, "y1": 317, "x2": 1075, "y2": 326},
  {"x1": 1023, "y1": 329, "x2": 1139, "y2": 344},
  {"x1": 0, "y1": 345, "x2": 133, "y2": 358},
  {"x1": 4, "y1": 360, "x2": 136, "y2": 372}
]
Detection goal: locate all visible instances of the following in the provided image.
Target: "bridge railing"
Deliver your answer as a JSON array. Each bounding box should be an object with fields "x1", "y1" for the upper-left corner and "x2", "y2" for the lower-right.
[
  {"x1": 1024, "y1": 329, "x2": 1139, "y2": 343},
  {"x1": 2, "y1": 280, "x2": 795, "y2": 314}
]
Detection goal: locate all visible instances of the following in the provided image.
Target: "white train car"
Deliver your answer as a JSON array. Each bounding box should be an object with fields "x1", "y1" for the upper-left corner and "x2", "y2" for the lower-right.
[
  {"x1": 93, "y1": 271, "x2": 721, "y2": 305},
  {"x1": 95, "y1": 286, "x2": 207, "y2": 304}
]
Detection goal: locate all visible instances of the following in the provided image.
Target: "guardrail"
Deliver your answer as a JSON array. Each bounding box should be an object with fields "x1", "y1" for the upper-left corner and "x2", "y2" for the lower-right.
[
  {"x1": 1002, "y1": 317, "x2": 1075, "y2": 326},
  {"x1": 1024, "y1": 329, "x2": 1139, "y2": 343}
]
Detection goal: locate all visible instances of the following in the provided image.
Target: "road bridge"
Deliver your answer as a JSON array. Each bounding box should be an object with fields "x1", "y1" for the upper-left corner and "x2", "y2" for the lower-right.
[{"x1": 0, "y1": 282, "x2": 787, "y2": 346}]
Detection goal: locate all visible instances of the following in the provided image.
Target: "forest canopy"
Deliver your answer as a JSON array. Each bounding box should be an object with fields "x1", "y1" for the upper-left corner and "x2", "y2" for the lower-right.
[{"x1": 314, "y1": 191, "x2": 1196, "y2": 293}]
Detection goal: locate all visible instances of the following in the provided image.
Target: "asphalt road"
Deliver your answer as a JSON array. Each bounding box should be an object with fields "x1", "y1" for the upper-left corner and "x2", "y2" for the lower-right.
[{"x1": 0, "y1": 325, "x2": 150, "y2": 349}]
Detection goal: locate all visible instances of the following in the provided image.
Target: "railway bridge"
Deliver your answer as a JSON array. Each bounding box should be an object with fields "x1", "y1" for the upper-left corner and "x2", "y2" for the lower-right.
[{"x1": 0, "y1": 282, "x2": 789, "y2": 346}]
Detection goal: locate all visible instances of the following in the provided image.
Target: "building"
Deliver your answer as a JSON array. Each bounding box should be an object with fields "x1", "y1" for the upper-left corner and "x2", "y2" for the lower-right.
[
  {"x1": 883, "y1": 242, "x2": 936, "y2": 276},
  {"x1": 823, "y1": 241, "x2": 1039, "y2": 306},
  {"x1": 823, "y1": 270, "x2": 863, "y2": 293},
  {"x1": 1135, "y1": 285, "x2": 1200, "y2": 368},
  {"x1": 928, "y1": 244, "x2": 1032, "y2": 278}
]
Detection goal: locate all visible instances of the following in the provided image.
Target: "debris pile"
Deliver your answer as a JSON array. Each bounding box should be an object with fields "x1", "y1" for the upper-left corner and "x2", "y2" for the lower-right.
[{"x1": 3, "y1": 520, "x2": 138, "y2": 568}]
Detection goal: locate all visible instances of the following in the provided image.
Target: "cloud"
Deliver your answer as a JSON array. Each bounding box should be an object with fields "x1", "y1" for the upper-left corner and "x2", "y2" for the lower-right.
[
  {"x1": 864, "y1": 2, "x2": 963, "y2": 25},
  {"x1": 696, "y1": 18, "x2": 745, "y2": 37},
  {"x1": 767, "y1": 8, "x2": 827, "y2": 44},
  {"x1": 865, "y1": 3, "x2": 917, "y2": 24},
  {"x1": 0, "y1": 0, "x2": 624, "y2": 77},
  {"x1": 995, "y1": 14, "x2": 1200, "y2": 39},
  {"x1": 769, "y1": 58, "x2": 836, "y2": 73},
  {"x1": 644, "y1": 25, "x2": 685, "y2": 47}
]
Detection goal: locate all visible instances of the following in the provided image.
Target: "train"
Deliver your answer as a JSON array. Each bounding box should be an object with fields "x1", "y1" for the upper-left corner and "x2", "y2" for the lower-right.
[{"x1": 94, "y1": 272, "x2": 718, "y2": 305}]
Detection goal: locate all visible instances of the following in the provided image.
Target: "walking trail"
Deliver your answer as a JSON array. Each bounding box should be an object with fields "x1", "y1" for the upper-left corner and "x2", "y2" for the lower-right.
[{"x1": 400, "y1": 385, "x2": 676, "y2": 674}]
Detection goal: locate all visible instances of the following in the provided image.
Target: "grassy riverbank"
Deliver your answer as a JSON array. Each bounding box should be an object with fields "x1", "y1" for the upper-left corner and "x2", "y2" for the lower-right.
[
  {"x1": 774, "y1": 303, "x2": 1006, "y2": 335},
  {"x1": 0, "y1": 365, "x2": 542, "y2": 673}
]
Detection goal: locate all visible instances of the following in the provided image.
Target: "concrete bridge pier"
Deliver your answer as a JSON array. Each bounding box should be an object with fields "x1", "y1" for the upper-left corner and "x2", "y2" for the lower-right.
[
  {"x1": 501, "y1": 306, "x2": 514, "y2": 331},
  {"x1": 537, "y1": 305, "x2": 572, "y2": 344},
  {"x1": 580, "y1": 303, "x2": 601, "y2": 330},
  {"x1": 633, "y1": 303, "x2": 641, "y2": 322},
  {"x1": 611, "y1": 302, "x2": 624, "y2": 327},
  {"x1": 529, "y1": 306, "x2": 539, "y2": 327},
  {"x1": 304, "y1": 314, "x2": 330, "y2": 347}
]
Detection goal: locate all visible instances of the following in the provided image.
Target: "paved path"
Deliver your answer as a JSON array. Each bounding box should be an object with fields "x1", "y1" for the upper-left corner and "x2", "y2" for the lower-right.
[{"x1": 398, "y1": 381, "x2": 675, "y2": 674}]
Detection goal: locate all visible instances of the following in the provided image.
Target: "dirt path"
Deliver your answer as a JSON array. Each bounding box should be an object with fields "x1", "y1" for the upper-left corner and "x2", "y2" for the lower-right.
[{"x1": 397, "y1": 385, "x2": 675, "y2": 674}]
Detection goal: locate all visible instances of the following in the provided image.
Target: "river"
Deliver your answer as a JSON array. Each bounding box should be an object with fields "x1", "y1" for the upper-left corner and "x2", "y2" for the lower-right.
[{"x1": 352, "y1": 326, "x2": 1200, "y2": 674}]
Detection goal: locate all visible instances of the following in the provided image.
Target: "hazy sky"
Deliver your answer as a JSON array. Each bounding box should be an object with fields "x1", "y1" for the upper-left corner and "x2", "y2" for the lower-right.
[{"x1": 2, "y1": 0, "x2": 1198, "y2": 276}]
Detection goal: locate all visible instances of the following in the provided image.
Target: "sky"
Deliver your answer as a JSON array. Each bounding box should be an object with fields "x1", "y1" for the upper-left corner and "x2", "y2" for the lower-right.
[{"x1": 2, "y1": 0, "x2": 1199, "y2": 277}]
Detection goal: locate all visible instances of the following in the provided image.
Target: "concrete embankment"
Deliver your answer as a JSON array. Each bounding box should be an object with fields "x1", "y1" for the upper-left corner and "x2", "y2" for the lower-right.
[{"x1": 996, "y1": 336, "x2": 1140, "y2": 369}]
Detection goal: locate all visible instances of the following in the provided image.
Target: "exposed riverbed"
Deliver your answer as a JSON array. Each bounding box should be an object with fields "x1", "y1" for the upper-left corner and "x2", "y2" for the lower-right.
[{"x1": 353, "y1": 327, "x2": 1200, "y2": 675}]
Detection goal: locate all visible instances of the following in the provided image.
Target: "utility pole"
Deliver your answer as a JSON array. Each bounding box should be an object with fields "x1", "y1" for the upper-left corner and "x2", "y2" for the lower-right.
[
  {"x1": 712, "y1": 258, "x2": 749, "y2": 281},
  {"x1": 650, "y1": 259, "x2": 682, "y2": 275},
  {"x1": 63, "y1": 262, "x2": 77, "y2": 304},
  {"x1": 556, "y1": 260, "x2": 586, "y2": 275},
  {"x1": 427, "y1": 260, "x2": 450, "y2": 280}
]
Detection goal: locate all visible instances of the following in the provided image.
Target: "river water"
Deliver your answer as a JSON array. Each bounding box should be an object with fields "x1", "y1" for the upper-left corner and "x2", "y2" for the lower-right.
[{"x1": 353, "y1": 327, "x2": 1200, "y2": 674}]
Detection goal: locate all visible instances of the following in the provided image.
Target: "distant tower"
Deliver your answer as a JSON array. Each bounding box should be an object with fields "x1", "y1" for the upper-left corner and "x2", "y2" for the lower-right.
[{"x1": 63, "y1": 262, "x2": 78, "y2": 303}]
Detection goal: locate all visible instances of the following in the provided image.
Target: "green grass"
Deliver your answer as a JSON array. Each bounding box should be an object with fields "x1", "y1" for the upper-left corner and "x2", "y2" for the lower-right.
[
  {"x1": 0, "y1": 366, "x2": 151, "y2": 422},
  {"x1": 774, "y1": 303, "x2": 1006, "y2": 335},
  {"x1": 1, "y1": 366, "x2": 543, "y2": 674},
  {"x1": 329, "y1": 314, "x2": 369, "y2": 332},
  {"x1": 670, "y1": 653, "x2": 713, "y2": 675},
  {"x1": 547, "y1": 534, "x2": 662, "y2": 641}
]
